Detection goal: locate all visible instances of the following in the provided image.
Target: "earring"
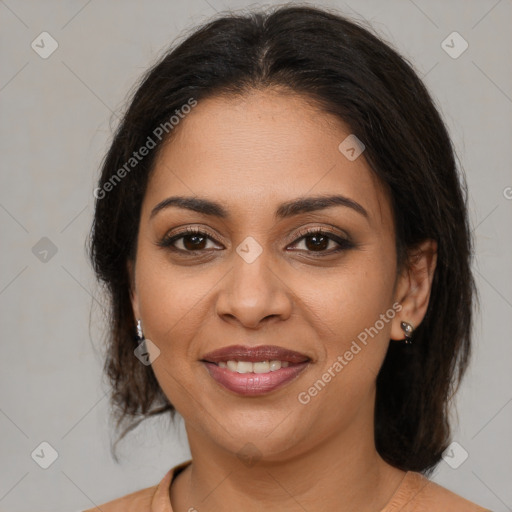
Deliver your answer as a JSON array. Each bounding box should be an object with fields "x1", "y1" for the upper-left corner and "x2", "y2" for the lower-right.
[
  {"x1": 136, "y1": 319, "x2": 144, "y2": 341},
  {"x1": 400, "y1": 321, "x2": 414, "y2": 344}
]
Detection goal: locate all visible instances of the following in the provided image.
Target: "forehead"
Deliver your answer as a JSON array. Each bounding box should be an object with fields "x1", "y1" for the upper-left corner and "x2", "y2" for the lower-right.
[{"x1": 145, "y1": 88, "x2": 392, "y2": 228}]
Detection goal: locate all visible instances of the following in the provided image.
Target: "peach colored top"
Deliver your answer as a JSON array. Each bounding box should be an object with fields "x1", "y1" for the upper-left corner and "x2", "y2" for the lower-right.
[{"x1": 83, "y1": 459, "x2": 492, "y2": 512}]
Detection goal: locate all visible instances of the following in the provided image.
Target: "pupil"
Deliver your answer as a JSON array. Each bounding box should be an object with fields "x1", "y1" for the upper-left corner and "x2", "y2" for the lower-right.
[
  {"x1": 306, "y1": 234, "x2": 327, "y2": 251},
  {"x1": 185, "y1": 235, "x2": 205, "y2": 250}
]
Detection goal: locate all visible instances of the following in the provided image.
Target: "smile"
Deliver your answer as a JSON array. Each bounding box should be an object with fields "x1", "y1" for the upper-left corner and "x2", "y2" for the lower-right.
[
  {"x1": 202, "y1": 361, "x2": 309, "y2": 396},
  {"x1": 201, "y1": 344, "x2": 310, "y2": 396}
]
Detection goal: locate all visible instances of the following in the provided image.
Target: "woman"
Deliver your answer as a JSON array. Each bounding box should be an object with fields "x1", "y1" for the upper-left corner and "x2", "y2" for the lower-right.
[{"x1": 86, "y1": 5, "x2": 491, "y2": 511}]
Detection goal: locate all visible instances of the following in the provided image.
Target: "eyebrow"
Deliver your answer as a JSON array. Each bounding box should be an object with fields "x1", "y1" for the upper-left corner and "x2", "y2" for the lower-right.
[{"x1": 150, "y1": 194, "x2": 369, "y2": 220}]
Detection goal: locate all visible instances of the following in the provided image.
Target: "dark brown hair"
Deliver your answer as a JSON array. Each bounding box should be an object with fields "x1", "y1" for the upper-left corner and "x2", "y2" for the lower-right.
[{"x1": 89, "y1": 5, "x2": 476, "y2": 474}]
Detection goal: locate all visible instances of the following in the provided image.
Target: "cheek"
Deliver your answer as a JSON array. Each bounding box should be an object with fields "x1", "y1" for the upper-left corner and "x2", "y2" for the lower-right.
[
  {"x1": 134, "y1": 255, "x2": 205, "y2": 413},
  {"x1": 293, "y1": 263, "x2": 396, "y2": 433},
  {"x1": 307, "y1": 252, "x2": 396, "y2": 372},
  {"x1": 134, "y1": 243, "x2": 208, "y2": 343}
]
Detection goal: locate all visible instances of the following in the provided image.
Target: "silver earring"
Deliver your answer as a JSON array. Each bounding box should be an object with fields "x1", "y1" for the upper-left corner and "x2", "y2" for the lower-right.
[
  {"x1": 400, "y1": 321, "x2": 414, "y2": 344},
  {"x1": 136, "y1": 319, "x2": 144, "y2": 341}
]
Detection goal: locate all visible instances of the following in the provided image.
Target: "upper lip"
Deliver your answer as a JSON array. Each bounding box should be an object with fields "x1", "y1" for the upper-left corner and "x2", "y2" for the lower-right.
[{"x1": 201, "y1": 345, "x2": 310, "y2": 364}]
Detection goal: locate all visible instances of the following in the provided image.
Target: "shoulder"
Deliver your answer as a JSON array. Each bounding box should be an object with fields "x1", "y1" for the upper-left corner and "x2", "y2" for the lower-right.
[
  {"x1": 79, "y1": 462, "x2": 187, "y2": 512},
  {"x1": 81, "y1": 483, "x2": 158, "y2": 512},
  {"x1": 385, "y1": 471, "x2": 492, "y2": 512}
]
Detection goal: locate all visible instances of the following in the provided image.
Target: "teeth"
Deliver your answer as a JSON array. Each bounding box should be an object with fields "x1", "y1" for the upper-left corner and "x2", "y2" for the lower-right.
[
  {"x1": 269, "y1": 360, "x2": 281, "y2": 371},
  {"x1": 217, "y1": 360, "x2": 291, "y2": 373},
  {"x1": 237, "y1": 361, "x2": 253, "y2": 373},
  {"x1": 253, "y1": 361, "x2": 270, "y2": 373}
]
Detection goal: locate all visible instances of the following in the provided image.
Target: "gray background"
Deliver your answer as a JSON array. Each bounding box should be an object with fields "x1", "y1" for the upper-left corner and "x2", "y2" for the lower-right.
[{"x1": 0, "y1": 0, "x2": 511, "y2": 510}]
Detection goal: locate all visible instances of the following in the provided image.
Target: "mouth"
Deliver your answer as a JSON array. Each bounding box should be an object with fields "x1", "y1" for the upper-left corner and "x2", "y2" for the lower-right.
[{"x1": 200, "y1": 345, "x2": 311, "y2": 396}]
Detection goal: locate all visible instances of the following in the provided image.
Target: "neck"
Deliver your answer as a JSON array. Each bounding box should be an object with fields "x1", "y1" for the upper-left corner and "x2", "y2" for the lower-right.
[{"x1": 171, "y1": 405, "x2": 406, "y2": 511}]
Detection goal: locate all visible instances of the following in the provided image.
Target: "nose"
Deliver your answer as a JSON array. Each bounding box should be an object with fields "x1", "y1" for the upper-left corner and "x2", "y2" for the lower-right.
[{"x1": 215, "y1": 248, "x2": 293, "y2": 329}]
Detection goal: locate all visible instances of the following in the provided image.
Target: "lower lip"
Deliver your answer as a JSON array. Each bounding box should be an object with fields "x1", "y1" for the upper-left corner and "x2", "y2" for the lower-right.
[{"x1": 202, "y1": 361, "x2": 309, "y2": 396}]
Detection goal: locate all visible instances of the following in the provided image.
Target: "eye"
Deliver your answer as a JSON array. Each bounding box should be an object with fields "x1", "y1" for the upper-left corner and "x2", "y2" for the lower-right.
[
  {"x1": 288, "y1": 228, "x2": 354, "y2": 254},
  {"x1": 158, "y1": 227, "x2": 222, "y2": 252},
  {"x1": 158, "y1": 226, "x2": 354, "y2": 255}
]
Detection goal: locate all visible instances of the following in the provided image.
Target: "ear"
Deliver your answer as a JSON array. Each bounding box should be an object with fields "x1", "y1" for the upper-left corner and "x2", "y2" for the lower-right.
[
  {"x1": 390, "y1": 239, "x2": 438, "y2": 340},
  {"x1": 127, "y1": 259, "x2": 140, "y2": 321}
]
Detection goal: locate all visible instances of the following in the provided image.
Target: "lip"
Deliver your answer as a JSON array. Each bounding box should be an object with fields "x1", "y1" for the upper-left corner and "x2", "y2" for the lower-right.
[
  {"x1": 201, "y1": 344, "x2": 310, "y2": 364},
  {"x1": 200, "y1": 345, "x2": 311, "y2": 396},
  {"x1": 202, "y1": 361, "x2": 309, "y2": 396}
]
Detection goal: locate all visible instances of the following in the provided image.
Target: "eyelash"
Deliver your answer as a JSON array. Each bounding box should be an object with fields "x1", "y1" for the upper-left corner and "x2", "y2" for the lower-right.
[{"x1": 158, "y1": 226, "x2": 354, "y2": 256}]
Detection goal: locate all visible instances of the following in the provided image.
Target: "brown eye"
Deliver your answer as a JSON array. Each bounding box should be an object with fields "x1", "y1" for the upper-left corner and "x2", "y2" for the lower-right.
[
  {"x1": 302, "y1": 233, "x2": 331, "y2": 251},
  {"x1": 181, "y1": 233, "x2": 208, "y2": 251},
  {"x1": 289, "y1": 229, "x2": 354, "y2": 254},
  {"x1": 158, "y1": 227, "x2": 354, "y2": 256},
  {"x1": 158, "y1": 228, "x2": 221, "y2": 252}
]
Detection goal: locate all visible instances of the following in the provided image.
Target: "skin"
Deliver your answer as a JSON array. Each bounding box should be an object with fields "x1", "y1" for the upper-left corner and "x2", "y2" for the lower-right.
[{"x1": 130, "y1": 88, "x2": 437, "y2": 512}]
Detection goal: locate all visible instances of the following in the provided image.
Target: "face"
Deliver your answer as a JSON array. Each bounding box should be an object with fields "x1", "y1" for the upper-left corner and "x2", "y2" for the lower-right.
[{"x1": 130, "y1": 88, "x2": 406, "y2": 461}]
